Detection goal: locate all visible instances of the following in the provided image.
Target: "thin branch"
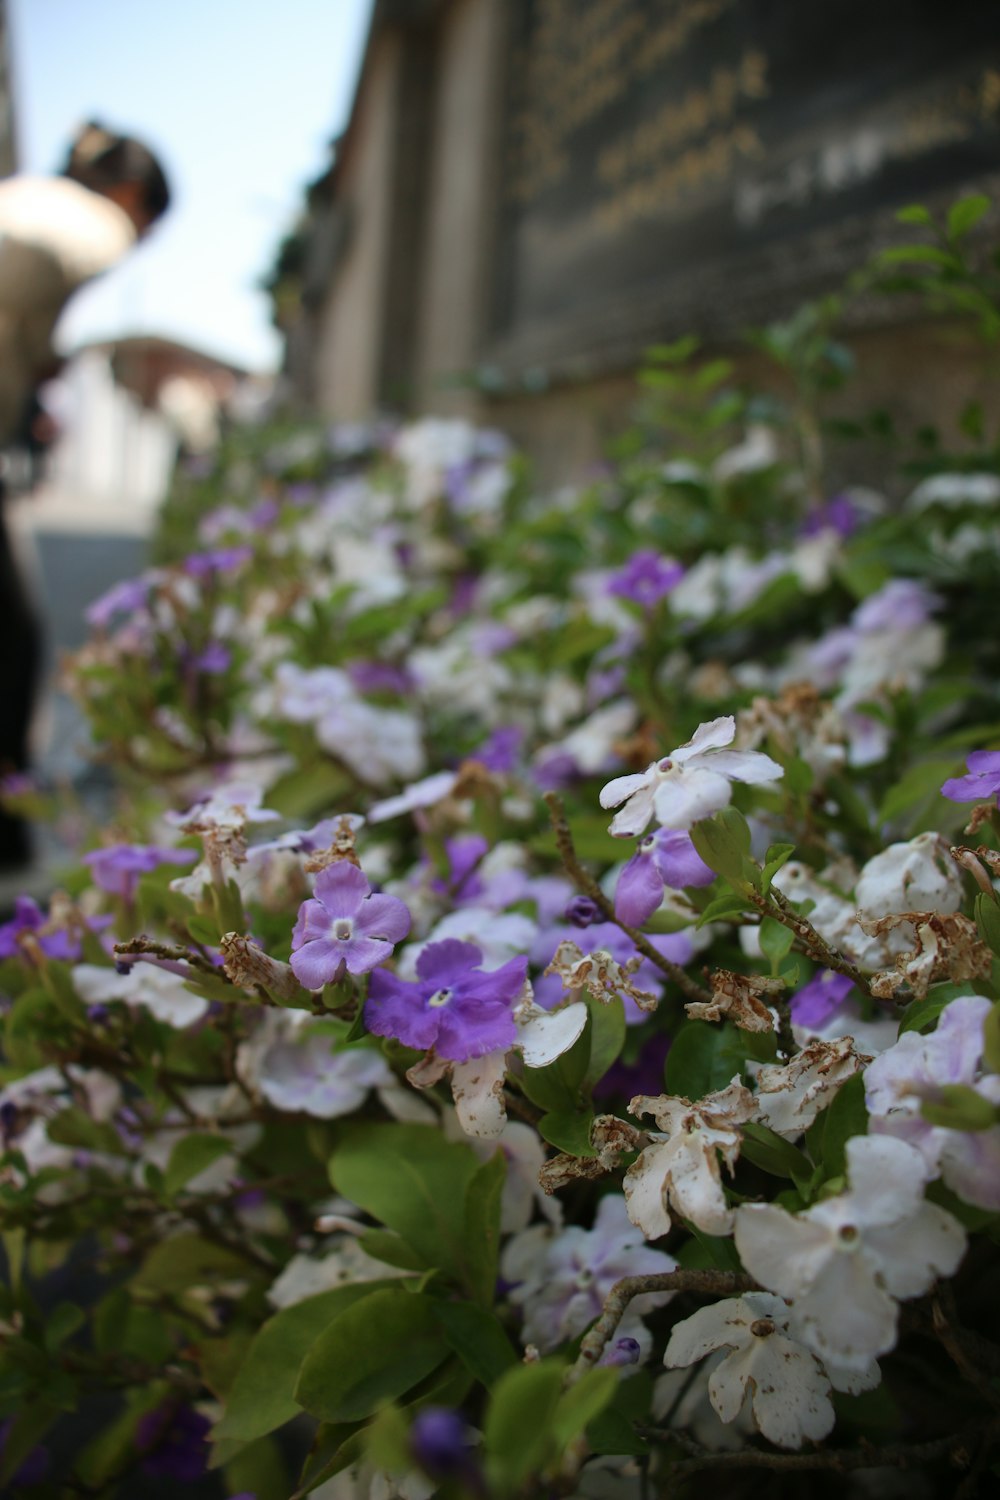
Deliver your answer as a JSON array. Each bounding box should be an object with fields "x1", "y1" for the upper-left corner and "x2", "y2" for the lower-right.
[
  {"x1": 113, "y1": 935, "x2": 221, "y2": 976},
  {"x1": 745, "y1": 886, "x2": 876, "y2": 999},
  {"x1": 569, "y1": 1270, "x2": 758, "y2": 1383},
  {"x1": 932, "y1": 1286, "x2": 1000, "y2": 1408},
  {"x1": 543, "y1": 792, "x2": 712, "y2": 1004},
  {"x1": 639, "y1": 1427, "x2": 976, "y2": 1480}
]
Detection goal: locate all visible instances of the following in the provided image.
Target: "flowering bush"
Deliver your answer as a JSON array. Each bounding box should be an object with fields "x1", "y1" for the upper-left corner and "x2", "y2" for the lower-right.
[{"x1": 2, "y1": 205, "x2": 1000, "y2": 1497}]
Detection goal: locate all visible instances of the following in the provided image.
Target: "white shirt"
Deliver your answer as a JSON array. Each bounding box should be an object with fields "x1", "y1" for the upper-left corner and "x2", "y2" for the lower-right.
[{"x1": 0, "y1": 176, "x2": 136, "y2": 440}]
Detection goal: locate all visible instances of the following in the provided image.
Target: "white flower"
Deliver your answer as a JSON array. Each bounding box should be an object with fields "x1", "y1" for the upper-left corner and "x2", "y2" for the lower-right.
[
  {"x1": 317, "y1": 701, "x2": 426, "y2": 787},
  {"x1": 72, "y1": 963, "x2": 209, "y2": 1028},
  {"x1": 624, "y1": 1078, "x2": 756, "y2": 1237},
  {"x1": 166, "y1": 779, "x2": 279, "y2": 836},
  {"x1": 855, "y1": 833, "x2": 964, "y2": 921},
  {"x1": 398, "y1": 908, "x2": 537, "y2": 978},
  {"x1": 664, "y1": 1292, "x2": 877, "y2": 1449},
  {"x1": 734, "y1": 1135, "x2": 966, "y2": 1371},
  {"x1": 501, "y1": 1195, "x2": 675, "y2": 1354},
  {"x1": 752, "y1": 1038, "x2": 869, "y2": 1140},
  {"x1": 600, "y1": 717, "x2": 783, "y2": 836},
  {"x1": 266, "y1": 1242, "x2": 404, "y2": 1310},
  {"x1": 407, "y1": 986, "x2": 588, "y2": 1139},
  {"x1": 367, "y1": 770, "x2": 458, "y2": 824}
]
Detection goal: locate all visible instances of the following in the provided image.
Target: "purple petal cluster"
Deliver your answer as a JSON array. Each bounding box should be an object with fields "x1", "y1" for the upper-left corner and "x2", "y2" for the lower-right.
[
  {"x1": 607, "y1": 550, "x2": 684, "y2": 608},
  {"x1": 941, "y1": 749, "x2": 1000, "y2": 804},
  {"x1": 614, "y1": 828, "x2": 715, "y2": 927},
  {"x1": 83, "y1": 843, "x2": 196, "y2": 901},
  {"x1": 290, "y1": 863, "x2": 411, "y2": 989},
  {"x1": 365, "y1": 939, "x2": 528, "y2": 1060},
  {"x1": 789, "y1": 969, "x2": 854, "y2": 1030}
]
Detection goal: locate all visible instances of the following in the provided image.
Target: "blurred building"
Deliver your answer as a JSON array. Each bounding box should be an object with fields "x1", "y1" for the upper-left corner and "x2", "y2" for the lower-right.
[
  {"x1": 27, "y1": 337, "x2": 253, "y2": 535},
  {"x1": 0, "y1": 0, "x2": 18, "y2": 177},
  {"x1": 276, "y1": 0, "x2": 1000, "y2": 480}
]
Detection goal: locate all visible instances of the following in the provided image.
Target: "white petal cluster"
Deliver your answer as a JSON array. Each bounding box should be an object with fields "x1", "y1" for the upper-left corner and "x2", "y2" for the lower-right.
[
  {"x1": 752, "y1": 1037, "x2": 868, "y2": 1139},
  {"x1": 664, "y1": 1291, "x2": 879, "y2": 1449},
  {"x1": 735, "y1": 1136, "x2": 966, "y2": 1370},
  {"x1": 600, "y1": 716, "x2": 783, "y2": 836},
  {"x1": 624, "y1": 1078, "x2": 756, "y2": 1237}
]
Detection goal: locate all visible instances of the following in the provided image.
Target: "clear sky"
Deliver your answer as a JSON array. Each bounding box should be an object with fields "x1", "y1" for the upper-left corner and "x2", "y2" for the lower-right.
[{"x1": 8, "y1": 0, "x2": 374, "y2": 372}]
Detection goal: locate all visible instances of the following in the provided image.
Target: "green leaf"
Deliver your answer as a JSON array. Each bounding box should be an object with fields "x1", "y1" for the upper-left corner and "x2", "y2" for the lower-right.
[
  {"x1": 329, "y1": 1124, "x2": 480, "y2": 1286},
  {"x1": 0, "y1": 1401, "x2": 58, "y2": 1485},
  {"x1": 896, "y1": 203, "x2": 933, "y2": 226},
  {"x1": 690, "y1": 809, "x2": 752, "y2": 886},
  {"x1": 484, "y1": 1358, "x2": 565, "y2": 1493},
  {"x1": 664, "y1": 1020, "x2": 750, "y2": 1099},
  {"x1": 133, "y1": 1233, "x2": 255, "y2": 1294},
  {"x1": 216, "y1": 1283, "x2": 399, "y2": 1441},
  {"x1": 76, "y1": 1387, "x2": 165, "y2": 1489},
  {"x1": 294, "y1": 1289, "x2": 450, "y2": 1422},
  {"x1": 539, "y1": 1109, "x2": 597, "y2": 1157},
  {"x1": 898, "y1": 988, "x2": 969, "y2": 1035},
  {"x1": 878, "y1": 759, "x2": 957, "y2": 824},
  {"x1": 740, "y1": 1120, "x2": 813, "y2": 1181},
  {"x1": 357, "y1": 1230, "x2": 428, "y2": 1273},
  {"x1": 222, "y1": 1435, "x2": 288, "y2": 1500},
  {"x1": 758, "y1": 917, "x2": 795, "y2": 972},
  {"x1": 814, "y1": 1073, "x2": 868, "y2": 1177},
  {"x1": 583, "y1": 993, "x2": 625, "y2": 1087},
  {"x1": 877, "y1": 244, "x2": 960, "y2": 269},
  {"x1": 552, "y1": 1367, "x2": 618, "y2": 1446},
  {"x1": 433, "y1": 1301, "x2": 518, "y2": 1387},
  {"x1": 760, "y1": 843, "x2": 796, "y2": 895},
  {"x1": 975, "y1": 893, "x2": 1000, "y2": 959},
  {"x1": 163, "y1": 1132, "x2": 232, "y2": 1196},
  {"x1": 920, "y1": 1083, "x2": 997, "y2": 1132},
  {"x1": 462, "y1": 1151, "x2": 506, "y2": 1305},
  {"x1": 521, "y1": 1059, "x2": 578, "y2": 1114},
  {"x1": 696, "y1": 892, "x2": 752, "y2": 927},
  {"x1": 984, "y1": 1003, "x2": 1000, "y2": 1074},
  {"x1": 43, "y1": 1301, "x2": 85, "y2": 1353},
  {"x1": 947, "y1": 194, "x2": 990, "y2": 241}
]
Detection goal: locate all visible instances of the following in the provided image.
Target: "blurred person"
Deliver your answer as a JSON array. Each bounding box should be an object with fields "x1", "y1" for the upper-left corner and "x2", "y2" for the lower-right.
[{"x1": 0, "y1": 122, "x2": 171, "y2": 872}]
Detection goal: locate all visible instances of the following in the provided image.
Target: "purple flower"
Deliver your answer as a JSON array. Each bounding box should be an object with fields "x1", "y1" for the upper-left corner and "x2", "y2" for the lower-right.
[
  {"x1": 85, "y1": 574, "x2": 153, "y2": 628},
  {"x1": 474, "y1": 724, "x2": 523, "y2": 773},
  {"x1": 430, "y1": 834, "x2": 489, "y2": 903},
  {"x1": 799, "y1": 494, "x2": 861, "y2": 539},
  {"x1": 565, "y1": 895, "x2": 602, "y2": 928},
  {"x1": 347, "y1": 660, "x2": 414, "y2": 695},
  {"x1": 607, "y1": 550, "x2": 684, "y2": 609},
  {"x1": 614, "y1": 828, "x2": 715, "y2": 926},
  {"x1": 865, "y1": 995, "x2": 1000, "y2": 1210},
  {"x1": 186, "y1": 640, "x2": 232, "y2": 674},
  {"x1": 409, "y1": 1407, "x2": 479, "y2": 1483},
  {"x1": 83, "y1": 843, "x2": 196, "y2": 901},
  {"x1": 593, "y1": 1031, "x2": 671, "y2": 1101},
  {"x1": 0, "y1": 896, "x2": 81, "y2": 961},
  {"x1": 600, "y1": 1335, "x2": 642, "y2": 1367},
  {"x1": 136, "y1": 1405, "x2": 210, "y2": 1482},
  {"x1": 789, "y1": 970, "x2": 854, "y2": 1030},
  {"x1": 853, "y1": 578, "x2": 939, "y2": 633},
  {"x1": 941, "y1": 749, "x2": 1000, "y2": 804},
  {"x1": 182, "y1": 545, "x2": 253, "y2": 577},
  {"x1": 290, "y1": 863, "x2": 411, "y2": 990},
  {"x1": 532, "y1": 921, "x2": 691, "y2": 1025},
  {"x1": 366, "y1": 939, "x2": 528, "y2": 1061}
]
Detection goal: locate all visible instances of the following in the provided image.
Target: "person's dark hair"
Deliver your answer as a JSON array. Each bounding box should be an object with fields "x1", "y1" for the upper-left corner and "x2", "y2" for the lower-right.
[{"x1": 61, "y1": 121, "x2": 171, "y2": 223}]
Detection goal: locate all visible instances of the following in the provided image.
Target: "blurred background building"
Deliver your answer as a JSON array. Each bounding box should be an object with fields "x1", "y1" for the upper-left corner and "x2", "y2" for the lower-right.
[{"x1": 273, "y1": 0, "x2": 1000, "y2": 480}]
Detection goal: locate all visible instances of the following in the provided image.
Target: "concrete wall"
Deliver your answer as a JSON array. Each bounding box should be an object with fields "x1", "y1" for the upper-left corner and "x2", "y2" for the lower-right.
[
  {"x1": 414, "y1": 0, "x2": 505, "y2": 413},
  {"x1": 314, "y1": 31, "x2": 403, "y2": 419}
]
